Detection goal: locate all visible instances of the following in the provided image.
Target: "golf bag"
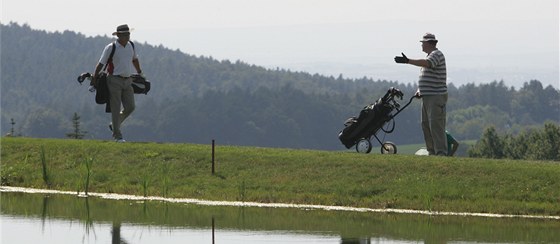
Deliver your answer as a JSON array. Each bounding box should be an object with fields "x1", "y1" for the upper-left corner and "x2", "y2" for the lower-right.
[
  {"x1": 131, "y1": 74, "x2": 151, "y2": 94},
  {"x1": 338, "y1": 88, "x2": 404, "y2": 149}
]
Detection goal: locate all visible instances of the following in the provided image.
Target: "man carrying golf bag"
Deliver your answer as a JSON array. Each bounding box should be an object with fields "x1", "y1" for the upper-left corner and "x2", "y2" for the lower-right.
[{"x1": 91, "y1": 24, "x2": 144, "y2": 143}]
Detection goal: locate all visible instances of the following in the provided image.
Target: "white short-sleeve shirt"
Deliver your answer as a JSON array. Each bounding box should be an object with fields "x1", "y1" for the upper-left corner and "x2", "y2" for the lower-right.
[{"x1": 99, "y1": 41, "x2": 138, "y2": 77}]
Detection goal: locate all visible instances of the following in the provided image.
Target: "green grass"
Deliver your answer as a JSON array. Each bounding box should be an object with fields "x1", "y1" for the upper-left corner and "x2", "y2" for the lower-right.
[
  {"x1": 1, "y1": 137, "x2": 559, "y2": 216},
  {"x1": 396, "y1": 140, "x2": 477, "y2": 156}
]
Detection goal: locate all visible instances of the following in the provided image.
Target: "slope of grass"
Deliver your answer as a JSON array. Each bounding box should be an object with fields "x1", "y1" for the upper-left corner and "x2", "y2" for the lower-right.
[{"x1": 1, "y1": 137, "x2": 559, "y2": 215}]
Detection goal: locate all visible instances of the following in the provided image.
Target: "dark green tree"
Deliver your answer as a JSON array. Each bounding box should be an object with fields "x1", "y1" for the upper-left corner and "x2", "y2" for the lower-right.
[
  {"x1": 469, "y1": 126, "x2": 505, "y2": 159},
  {"x1": 66, "y1": 112, "x2": 87, "y2": 139},
  {"x1": 502, "y1": 133, "x2": 527, "y2": 160},
  {"x1": 523, "y1": 122, "x2": 560, "y2": 160},
  {"x1": 470, "y1": 123, "x2": 560, "y2": 161},
  {"x1": 8, "y1": 118, "x2": 16, "y2": 136}
]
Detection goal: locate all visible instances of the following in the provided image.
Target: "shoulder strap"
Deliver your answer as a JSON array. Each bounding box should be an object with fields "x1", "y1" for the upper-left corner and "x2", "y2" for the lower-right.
[
  {"x1": 129, "y1": 41, "x2": 137, "y2": 59},
  {"x1": 103, "y1": 42, "x2": 117, "y2": 71}
]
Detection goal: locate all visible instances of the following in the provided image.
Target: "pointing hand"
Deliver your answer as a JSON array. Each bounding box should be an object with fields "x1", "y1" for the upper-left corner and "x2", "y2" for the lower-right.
[{"x1": 394, "y1": 53, "x2": 409, "y2": 64}]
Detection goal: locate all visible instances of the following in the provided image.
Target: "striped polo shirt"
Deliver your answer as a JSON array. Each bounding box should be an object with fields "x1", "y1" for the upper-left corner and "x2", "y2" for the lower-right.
[{"x1": 418, "y1": 49, "x2": 447, "y2": 95}]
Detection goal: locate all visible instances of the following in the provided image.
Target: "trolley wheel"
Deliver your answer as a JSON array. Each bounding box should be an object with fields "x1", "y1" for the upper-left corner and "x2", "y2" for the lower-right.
[
  {"x1": 356, "y1": 138, "x2": 373, "y2": 154},
  {"x1": 381, "y1": 142, "x2": 397, "y2": 154}
]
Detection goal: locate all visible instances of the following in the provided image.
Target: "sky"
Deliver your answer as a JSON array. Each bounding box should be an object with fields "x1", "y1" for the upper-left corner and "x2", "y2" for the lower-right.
[{"x1": 2, "y1": 0, "x2": 559, "y2": 88}]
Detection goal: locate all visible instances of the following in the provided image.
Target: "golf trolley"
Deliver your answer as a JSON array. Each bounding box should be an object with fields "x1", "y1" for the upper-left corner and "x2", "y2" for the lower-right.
[{"x1": 338, "y1": 87, "x2": 417, "y2": 154}]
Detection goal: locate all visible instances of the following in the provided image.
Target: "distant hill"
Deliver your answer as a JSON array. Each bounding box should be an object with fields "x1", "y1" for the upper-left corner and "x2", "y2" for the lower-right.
[{"x1": 1, "y1": 23, "x2": 558, "y2": 150}]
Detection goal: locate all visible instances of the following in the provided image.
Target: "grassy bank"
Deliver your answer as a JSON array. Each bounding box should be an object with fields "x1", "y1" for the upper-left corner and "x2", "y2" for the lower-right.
[{"x1": 1, "y1": 137, "x2": 559, "y2": 216}]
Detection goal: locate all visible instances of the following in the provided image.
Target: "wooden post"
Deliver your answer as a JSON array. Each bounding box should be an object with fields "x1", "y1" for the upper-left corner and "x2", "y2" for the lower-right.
[
  {"x1": 212, "y1": 216, "x2": 215, "y2": 244},
  {"x1": 212, "y1": 139, "x2": 215, "y2": 175}
]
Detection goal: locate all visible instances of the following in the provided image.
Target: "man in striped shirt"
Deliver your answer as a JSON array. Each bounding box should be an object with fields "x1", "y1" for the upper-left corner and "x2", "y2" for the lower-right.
[{"x1": 395, "y1": 33, "x2": 448, "y2": 156}]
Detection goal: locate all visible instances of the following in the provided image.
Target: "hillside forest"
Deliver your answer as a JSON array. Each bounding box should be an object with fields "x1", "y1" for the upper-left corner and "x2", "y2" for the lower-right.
[{"x1": 1, "y1": 23, "x2": 559, "y2": 151}]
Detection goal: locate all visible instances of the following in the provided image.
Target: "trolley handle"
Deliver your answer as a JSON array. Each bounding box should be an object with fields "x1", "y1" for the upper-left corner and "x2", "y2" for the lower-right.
[{"x1": 393, "y1": 94, "x2": 419, "y2": 116}]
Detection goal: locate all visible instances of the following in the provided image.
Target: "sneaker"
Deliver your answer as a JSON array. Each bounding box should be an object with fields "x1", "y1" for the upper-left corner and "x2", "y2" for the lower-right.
[{"x1": 115, "y1": 138, "x2": 126, "y2": 143}]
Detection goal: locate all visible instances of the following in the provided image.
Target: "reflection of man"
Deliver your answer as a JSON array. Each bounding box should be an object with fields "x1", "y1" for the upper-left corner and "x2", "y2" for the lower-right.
[
  {"x1": 112, "y1": 221, "x2": 129, "y2": 244},
  {"x1": 395, "y1": 33, "x2": 448, "y2": 156},
  {"x1": 340, "y1": 237, "x2": 369, "y2": 244}
]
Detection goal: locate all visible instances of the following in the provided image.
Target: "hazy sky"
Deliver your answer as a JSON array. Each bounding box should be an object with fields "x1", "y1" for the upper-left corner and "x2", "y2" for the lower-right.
[{"x1": 2, "y1": 0, "x2": 559, "y2": 88}]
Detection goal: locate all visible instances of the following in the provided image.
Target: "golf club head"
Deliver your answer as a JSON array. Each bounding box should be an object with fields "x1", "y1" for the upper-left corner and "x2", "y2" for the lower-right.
[{"x1": 77, "y1": 72, "x2": 92, "y2": 84}]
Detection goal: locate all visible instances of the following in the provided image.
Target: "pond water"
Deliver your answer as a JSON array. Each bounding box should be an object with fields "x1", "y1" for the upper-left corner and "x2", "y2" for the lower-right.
[{"x1": 1, "y1": 192, "x2": 559, "y2": 243}]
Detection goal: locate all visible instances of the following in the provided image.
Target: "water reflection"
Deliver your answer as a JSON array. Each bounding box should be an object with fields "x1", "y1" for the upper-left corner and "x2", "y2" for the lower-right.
[
  {"x1": 1, "y1": 192, "x2": 559, "y2": 243},
  {"x1": 112, "y1": 221, "x2": 129, "y2": 244},
  {"x1": 340, "y1": 238, "x2": 370, "y2": 244}
]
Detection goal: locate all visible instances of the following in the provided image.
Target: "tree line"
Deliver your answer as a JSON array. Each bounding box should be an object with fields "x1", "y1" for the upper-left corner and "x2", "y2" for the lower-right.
[
  {"x1": 1, "y1": 22, "x2": 559, "y2": 151},
  {"x1": 469, "y1": 122, "x2": 559, "y2": 161}
]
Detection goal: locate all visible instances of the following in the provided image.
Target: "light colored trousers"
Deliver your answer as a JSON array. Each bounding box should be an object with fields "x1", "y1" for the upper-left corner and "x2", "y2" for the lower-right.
[
  {"x1": 421, "y1": 94, "x2": 448, "y2": 156},
  {"x1": 107, "y1": 75, "x2": 135, "y2": 140}
]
